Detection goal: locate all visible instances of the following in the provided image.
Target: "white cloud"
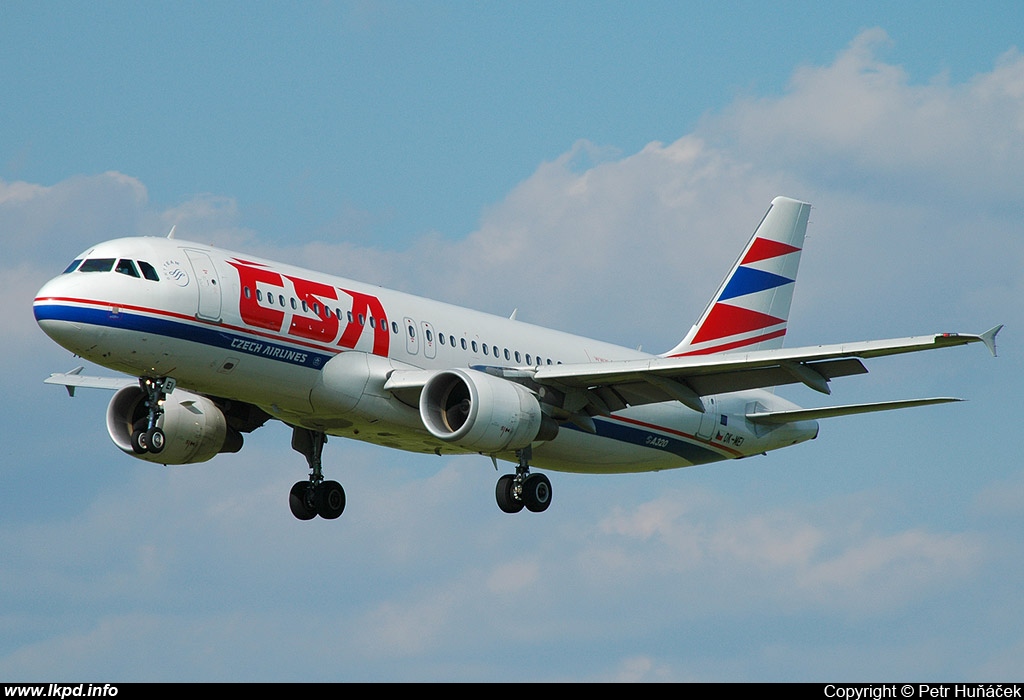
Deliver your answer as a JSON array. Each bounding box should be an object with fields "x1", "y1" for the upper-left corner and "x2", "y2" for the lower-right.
[{"x1": 711, "y1": 29, "x2": 1024, "y2": 203}]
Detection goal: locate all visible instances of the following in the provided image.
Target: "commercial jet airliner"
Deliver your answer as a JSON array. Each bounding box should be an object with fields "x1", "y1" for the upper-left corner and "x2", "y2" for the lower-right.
[{"x1": 33, "y1": 197, "x2": 1001, "y2": 520}]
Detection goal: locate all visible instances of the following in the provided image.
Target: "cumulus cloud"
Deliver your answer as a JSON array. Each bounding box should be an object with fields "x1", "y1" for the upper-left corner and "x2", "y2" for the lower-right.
[
  {"x1": 0, "y1": 173, "x2": 149, "y2": 265},
  {"x1": 710, "y1": 29, "x2": 1024, "y2": 203}
]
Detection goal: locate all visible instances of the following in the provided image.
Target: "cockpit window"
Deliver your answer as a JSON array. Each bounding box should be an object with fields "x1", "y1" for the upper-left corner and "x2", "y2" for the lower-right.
[
  {"x1": 115, "y1": 259, "x2": 140, "y2": 277},
  {"x1": 138, "y1": 261, "x2": 160, "y2": 281},
  {"x1": 79, "y1": 258, "x2": 116, "y2": 273},
  {"x1": 62, "y1": 259, "x2": 82, "y2": 274}
]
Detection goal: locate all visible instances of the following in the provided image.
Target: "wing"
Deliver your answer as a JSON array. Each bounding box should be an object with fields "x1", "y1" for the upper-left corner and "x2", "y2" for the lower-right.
[
  {"x1": 529, "y1": 326, "x2": 1003, "y2": 414},
  {"x1": 44, "y1": 366, "x2": 136, "y2": 396}
]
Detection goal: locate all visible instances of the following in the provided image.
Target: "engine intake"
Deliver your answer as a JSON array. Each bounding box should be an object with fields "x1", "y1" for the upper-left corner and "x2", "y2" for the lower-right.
[
  {"x1": 419, "y1": 369, "x2": 557, "y2": 452},
  {"x1": 106, "y1": 385, "x2": 240, "y2": 464}
]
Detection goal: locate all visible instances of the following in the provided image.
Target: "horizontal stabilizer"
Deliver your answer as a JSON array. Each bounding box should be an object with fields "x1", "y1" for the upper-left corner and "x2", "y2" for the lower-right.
[{"x1": 745, "y1": 397, "x2": 963, "y2": 424}]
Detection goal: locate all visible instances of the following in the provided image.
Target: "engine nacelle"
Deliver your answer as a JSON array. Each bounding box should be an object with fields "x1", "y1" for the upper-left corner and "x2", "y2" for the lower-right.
[
  {"x1": 419, "y1": 368, "x2": 557, "y2": 453},
  {"x1": 106, "y1": 385, "x2": 239, "y2": 464}
]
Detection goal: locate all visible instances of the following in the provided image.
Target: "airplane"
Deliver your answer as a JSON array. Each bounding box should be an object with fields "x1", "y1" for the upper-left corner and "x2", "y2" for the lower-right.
[{"x1": 33, "y1": 196, "x2": 1002, "y2": 520}]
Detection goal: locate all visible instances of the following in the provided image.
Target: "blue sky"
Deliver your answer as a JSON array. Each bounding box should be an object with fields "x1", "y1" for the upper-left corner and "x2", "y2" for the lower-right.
[{"x1": 2, "y1": 1, "x2": 1023, "y2": 682}]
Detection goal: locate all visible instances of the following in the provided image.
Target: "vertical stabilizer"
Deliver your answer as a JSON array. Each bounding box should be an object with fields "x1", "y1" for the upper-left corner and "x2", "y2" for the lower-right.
[{"x1": 664, "y1": 196, "x2": 811, "y2": 357}]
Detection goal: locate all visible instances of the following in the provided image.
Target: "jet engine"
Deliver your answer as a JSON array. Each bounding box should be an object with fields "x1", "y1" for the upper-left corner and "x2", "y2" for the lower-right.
[
  {"x1": 419, "y1": 368, "x2": 558, "y2": 452},
  {"x1": 105, "y1": 385, "x2": 242, "y2": 464}
]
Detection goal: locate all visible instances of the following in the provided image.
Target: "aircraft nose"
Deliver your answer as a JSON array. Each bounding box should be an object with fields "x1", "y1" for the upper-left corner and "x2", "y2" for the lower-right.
[{"x1": 33, "y1": 274, "x2": 83, "y2": 348}]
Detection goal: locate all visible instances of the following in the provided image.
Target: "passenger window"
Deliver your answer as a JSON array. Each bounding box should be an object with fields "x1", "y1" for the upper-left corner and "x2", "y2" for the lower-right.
[
  {"x1": 138, "y1": 261, "x2": 159, "y2": 281},
  {"x1": 79, "y1": 258, "x2": 115, "y2": 273},
  {"x1": 439, "y1": 334, "x2": 446, "y2": 345},
  {"x1": 392, "y1": 321, "x2": 399, "y2": 334},
  {"x1": 62, "y1": 259, "x2": 82, "y2": 274},
  {"x1": 471, "y1": 341, "x2": 478, "y2": 352},
  {"x1": 243, "y1": 286, "x2": 252, "y2": 299},
  {"x1": 461, "y1": 338, "x2": 467, "y2": 350},
  {"x1": 504, "y1": 348, "x2": 510, "y2": 361}
]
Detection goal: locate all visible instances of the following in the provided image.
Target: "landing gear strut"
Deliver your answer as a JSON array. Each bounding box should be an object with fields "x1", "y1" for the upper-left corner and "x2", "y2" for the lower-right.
[
  {"x1": 130, "y1": 377, "x2": 175, "y2": 455},
  {"x1": 495, "y1": 446, "x2": 552, "y2": 514},
  {"x1": 289, "y1": 427, "x2": 346, "y2": 520}
]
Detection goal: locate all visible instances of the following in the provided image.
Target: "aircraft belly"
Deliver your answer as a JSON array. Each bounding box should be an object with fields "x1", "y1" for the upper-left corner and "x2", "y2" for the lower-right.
[{"x1": 531, "y1": 403, "x2": 740, "y2": 474}]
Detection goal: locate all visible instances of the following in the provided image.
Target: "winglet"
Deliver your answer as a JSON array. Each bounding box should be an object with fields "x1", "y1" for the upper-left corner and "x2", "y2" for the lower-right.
[{"x1": 980, "y1": 325, "x2": 1003, "y2": 357}]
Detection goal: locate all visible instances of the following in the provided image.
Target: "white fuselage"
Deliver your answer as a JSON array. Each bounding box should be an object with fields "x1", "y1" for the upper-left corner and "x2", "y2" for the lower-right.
[{"x1": 34, "y1": 236, "x2": 818, "y2": 473}]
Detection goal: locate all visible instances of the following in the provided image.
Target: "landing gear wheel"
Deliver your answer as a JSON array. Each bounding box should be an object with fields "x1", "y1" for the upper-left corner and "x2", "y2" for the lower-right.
[
  {"x1": 495, "y1": 474, "x2": 524, "y2": 513},
  {"x1": 145, "y1": 427, "x2": 165, "y2": 454},
  {"x1": 289, "y1": 428, "x2": 347, "y2": 522},
  {"x1": 289, "y1": 481, "x2": 317, "y2": 521},
  {"x1": 316, "y1": 480, "x2": 346, "y2": 519},
  {"x1": 130, "y1": 429, "x2": 148, "y2": 454},
  {"x1": 522, "y1": 473, "x2": 552, "y2": 513}
]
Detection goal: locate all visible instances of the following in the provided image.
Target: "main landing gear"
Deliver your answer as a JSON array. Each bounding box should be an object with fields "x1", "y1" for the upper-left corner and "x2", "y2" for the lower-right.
[
  {"x1": 289, "y1": 427, "x2": 346, "y2": 521},
  {"x1": 130, "y1": 377, "x2": 175, "y2": 455},
  {"x1": 495, "y1": 446, "x2": 552, "y2": 514}
]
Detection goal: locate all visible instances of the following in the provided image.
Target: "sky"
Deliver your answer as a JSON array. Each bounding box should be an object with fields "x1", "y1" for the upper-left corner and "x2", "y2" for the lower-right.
[{"x1": 2, "y1": 0, "x2": 1023, "y2": 682}]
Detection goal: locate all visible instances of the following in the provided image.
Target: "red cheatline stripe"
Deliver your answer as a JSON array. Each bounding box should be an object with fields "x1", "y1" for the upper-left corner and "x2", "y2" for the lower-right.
[{"x1": 34, "y1": 296, "x2": 347, "y2": 355}]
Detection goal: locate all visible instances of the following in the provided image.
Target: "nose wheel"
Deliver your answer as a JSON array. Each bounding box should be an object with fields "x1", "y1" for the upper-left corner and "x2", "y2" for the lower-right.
[
  {"x1": 289, "y1": 427, "x2": 346, "y2": 520},
  {"x1": 495, "y1": 447, "x2": 552, "y2": 514}
]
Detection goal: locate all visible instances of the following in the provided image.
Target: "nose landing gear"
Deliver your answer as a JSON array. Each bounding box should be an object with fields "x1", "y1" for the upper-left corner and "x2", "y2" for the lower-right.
[{"x1": 130, "y1": 377, "x2": 175, "y2": 455}]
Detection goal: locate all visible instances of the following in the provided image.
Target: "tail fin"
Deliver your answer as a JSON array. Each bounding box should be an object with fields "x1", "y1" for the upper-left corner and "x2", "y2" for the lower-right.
[{"x1": 664, "y1": 196, "x2": 811, "y2": 357}]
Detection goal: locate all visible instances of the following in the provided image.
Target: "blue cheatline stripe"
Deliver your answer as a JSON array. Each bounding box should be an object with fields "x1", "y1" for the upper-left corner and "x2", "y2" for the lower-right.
[
  {"x1": 563, "y1": 417, "x2": 726, "y2": 465},
  {"x1": 34, "y1": 303, "x2": 335, "y2": 370},
  {"x1": 719, "y1": 266, "x2": 793, "y2": 301}
]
